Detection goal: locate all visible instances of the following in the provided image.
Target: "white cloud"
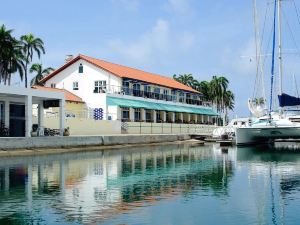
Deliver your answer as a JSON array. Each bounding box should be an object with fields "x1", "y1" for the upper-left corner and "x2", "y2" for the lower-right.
[
  {"x1": 107, "y1": 19, "x2": 171, "y2": 64},
  {"x1": 106, "y1": 19, "x2": 196, "y2": 66}
]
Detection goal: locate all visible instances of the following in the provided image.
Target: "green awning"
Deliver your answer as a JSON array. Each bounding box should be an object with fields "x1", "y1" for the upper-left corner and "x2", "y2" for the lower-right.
[{"x1": 107, "y1": 96, "x2": 219, "y2": 116}]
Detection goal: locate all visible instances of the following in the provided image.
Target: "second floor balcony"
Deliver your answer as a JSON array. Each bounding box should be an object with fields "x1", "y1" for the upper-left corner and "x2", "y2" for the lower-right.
[{"x1": 98, "y1": 85, "x2": 212, "y2": 107}]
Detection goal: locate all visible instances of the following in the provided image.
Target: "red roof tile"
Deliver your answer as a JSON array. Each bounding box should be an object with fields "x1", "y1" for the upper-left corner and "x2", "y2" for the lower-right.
[
  {"x1": 32, "y1": 86, "x2": 84, "y2": 103},
  {"x1": 40, "y1": 54, "x2": 199, "y2": 93}
]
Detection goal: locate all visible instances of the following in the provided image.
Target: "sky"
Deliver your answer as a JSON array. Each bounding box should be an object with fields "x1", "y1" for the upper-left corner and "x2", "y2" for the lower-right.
[{"x1": 2, "y1": 0, "x2": 300, "y2": 117}]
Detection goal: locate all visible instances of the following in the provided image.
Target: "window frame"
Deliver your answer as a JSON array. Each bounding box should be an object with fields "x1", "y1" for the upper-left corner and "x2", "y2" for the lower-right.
[
  {"x1": 79, "y1": 63, "x2": 83, "y2": 73},
  {"x1": 94, "y1": 80, "x2": 107, "y2": 93},
  {"x1": 73, "y1": 81, "x2": 79, "y2": 90}
]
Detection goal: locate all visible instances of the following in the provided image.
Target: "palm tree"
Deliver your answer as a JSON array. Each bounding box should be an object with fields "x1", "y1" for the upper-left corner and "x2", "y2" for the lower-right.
[
  {"x1": 198, "y1": 81, "x2": 211, "y2": 101},
  {"x1": 173, "y1": 74, "x2": 195, "y2": 87},
  {"x1": 20, "y1": 34, "x2": 45, "y2": 88},
  {"x1": 224, "y1": 90, "x2": 235, "y2": 111},
  {"x1": 30, "y1": 63, "x2": 54, "y2": 86},
  {"x1": 0, "y1": 25, "x2": 24, "y2": 85}
]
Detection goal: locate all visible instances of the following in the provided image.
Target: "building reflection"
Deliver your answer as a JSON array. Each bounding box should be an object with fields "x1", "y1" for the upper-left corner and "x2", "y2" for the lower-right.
[{"x1": 0, "y1": 144, "x2": 235, "y2": 224}]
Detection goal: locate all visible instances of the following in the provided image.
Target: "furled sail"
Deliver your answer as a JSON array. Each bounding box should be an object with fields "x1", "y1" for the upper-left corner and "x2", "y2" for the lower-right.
[
  {"x1": 248, "y1": 98, "x2": 267, "y2": 117},
  {"x1": 278, "y1": 93, "x2": 300, "y2": 107}
]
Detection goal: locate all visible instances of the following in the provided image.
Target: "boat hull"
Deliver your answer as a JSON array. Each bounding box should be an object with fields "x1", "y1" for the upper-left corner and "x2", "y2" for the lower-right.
[{"x1": 236, "y1": 126, "x2": 300, "y2": 146}]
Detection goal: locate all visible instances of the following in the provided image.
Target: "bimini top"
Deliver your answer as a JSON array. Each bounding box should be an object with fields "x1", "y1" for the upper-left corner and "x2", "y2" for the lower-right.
[
  {"x1": 107, "y1": 96, "x2": 218, "y2": 116},
  {"x1": 40, "y1": 54, "x2": 199, "y2": 93}
]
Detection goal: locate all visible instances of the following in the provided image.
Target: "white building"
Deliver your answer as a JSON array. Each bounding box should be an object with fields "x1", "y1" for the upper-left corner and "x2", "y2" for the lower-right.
[
  {"x1": 0, "y1": 85, "x2": 65, "y2": 137},
  {"x1": 40, "y1": 54, "x2": 218, "y2": 124}
]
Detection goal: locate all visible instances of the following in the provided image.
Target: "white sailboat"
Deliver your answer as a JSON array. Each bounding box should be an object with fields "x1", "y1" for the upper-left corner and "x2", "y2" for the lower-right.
[{"x1": 236, "y1": 0, "x2": 300, "y2": 146}]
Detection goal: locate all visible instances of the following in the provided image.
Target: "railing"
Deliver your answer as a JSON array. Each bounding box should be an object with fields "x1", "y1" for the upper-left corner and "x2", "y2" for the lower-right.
[
  {"x1": 121, "y1": 121, "x2": 216, "y2": 135},
  {"x1": 97, "y1": 84, "x2": 212, "y2": 107}
]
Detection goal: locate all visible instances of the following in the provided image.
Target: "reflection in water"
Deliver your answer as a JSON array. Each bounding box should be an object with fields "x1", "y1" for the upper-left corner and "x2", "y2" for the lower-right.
[{"x1": 1, "y1": 144, "x2": 300, "y2": 224}]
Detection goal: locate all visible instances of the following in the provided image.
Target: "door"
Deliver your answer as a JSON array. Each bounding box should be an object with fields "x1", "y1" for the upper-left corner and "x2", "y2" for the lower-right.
[
  {"x1": 0, "y1": 102, "x2": 4, "y2": 124},
  {"x1": 9, "y1": 104, "x2": 25, "y2": 137}
]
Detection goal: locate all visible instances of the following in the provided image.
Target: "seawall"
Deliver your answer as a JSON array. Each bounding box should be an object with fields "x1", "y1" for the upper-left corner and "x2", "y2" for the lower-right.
[{"x1": 0, "y1": 134, "x2": 191, "y2": 150}]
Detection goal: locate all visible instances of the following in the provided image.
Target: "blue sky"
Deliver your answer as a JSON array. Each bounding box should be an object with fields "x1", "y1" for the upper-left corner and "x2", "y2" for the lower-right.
[{"x1": 2, "y1": 0, "x2": 300, "y2": 117}]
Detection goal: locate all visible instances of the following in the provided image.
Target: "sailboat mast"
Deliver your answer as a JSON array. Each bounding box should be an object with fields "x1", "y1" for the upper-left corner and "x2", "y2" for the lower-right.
[{"x1": 278, "y1": 0, "x2": 283, "y2": 96}]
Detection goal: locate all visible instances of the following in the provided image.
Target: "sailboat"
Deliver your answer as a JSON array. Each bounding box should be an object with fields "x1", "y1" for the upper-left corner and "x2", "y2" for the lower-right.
[{"x1": 236, "y1": 0, "x2": 300, "y2": 146}]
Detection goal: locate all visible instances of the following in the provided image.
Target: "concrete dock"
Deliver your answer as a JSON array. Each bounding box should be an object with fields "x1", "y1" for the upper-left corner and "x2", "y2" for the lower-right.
[{"x1": 0, "y1": 134, "x2": 191, "y2": 150}]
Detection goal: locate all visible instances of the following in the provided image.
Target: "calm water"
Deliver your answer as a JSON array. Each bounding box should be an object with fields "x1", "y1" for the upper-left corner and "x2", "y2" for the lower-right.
[{"x1": 1, "y1": 143, "x2": 300, "y2": 225}]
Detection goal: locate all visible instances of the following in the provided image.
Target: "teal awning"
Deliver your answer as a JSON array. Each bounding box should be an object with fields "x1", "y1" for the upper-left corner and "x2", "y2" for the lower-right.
[{"x1": 107, "y1": 96, "x2": 219, "y2": 116}]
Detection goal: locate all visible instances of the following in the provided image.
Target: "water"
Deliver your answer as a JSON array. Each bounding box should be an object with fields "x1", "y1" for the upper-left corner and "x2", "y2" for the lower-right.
[{"x1": 1, "y1": 143, "x2": 300, "y2": 225}]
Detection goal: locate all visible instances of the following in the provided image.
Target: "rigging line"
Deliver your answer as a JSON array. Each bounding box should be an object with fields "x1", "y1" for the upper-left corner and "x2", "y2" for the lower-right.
[
  {"x1": 270, "y1": 0, "x2": 277, "y2": 112},
  {"x1": 253, "y1": 0, "x2": 260, "y2": 99},
  {"x1": 293, "y1": 0, "x2": 300, "y2": 28},
  {"x1": 282, "y1": 8, "x2": 300, "y2": 58},
  {"x1": 254, "y1": 3, "x2": 272, "y2": 99},
  {"x1": 259, "y1": 3, "x2": 270, "y2": 101}
]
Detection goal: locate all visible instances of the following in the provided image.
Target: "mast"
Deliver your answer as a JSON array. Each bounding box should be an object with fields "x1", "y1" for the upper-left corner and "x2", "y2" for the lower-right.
[{"x1": 278, "y1": 0, "x2": 283, "y2": 96}]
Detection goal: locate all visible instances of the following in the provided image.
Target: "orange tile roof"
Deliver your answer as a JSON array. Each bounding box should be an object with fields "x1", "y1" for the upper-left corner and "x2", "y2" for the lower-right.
[
  {"x1": 40, "y1": 54, "x2": 199, "y2": 93},
  {"x1": 32, "y1": 86, "x2": 84, "y2": 103}
]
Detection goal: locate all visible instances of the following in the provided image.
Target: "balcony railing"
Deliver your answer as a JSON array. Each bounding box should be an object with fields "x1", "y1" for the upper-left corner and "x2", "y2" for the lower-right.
[{"x1": 99, "y1": 85, "x2": 212, "y2": 107}]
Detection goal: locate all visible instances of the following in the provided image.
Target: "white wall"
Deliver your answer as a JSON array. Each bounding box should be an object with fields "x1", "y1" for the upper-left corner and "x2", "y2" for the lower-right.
[
  {"x1": 33, "y1": 116, "x2": 122, "y2": 135},
  {"x1": 44, "y1": 59, "x2": 122, "y2": 111}
]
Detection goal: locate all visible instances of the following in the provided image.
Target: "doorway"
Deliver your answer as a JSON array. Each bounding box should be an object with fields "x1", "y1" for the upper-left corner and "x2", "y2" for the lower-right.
[{"x1": 9, "y1": 104, "x2": 25, "y2": 137}]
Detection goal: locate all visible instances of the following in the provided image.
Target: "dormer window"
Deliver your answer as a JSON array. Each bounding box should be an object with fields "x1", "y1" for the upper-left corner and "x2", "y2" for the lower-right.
[
  {"x1": 50, "y1": 83, "x2": 56, "y2": 88},
  {"x1": 79, "y1": 63, "x2": 83, "y2": 73}
]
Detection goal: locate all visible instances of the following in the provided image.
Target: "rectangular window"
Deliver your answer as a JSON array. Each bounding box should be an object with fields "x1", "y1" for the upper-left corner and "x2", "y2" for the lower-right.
[
  {"x1": 94, "y1": 80, "x2": 107, "y2": 93},
  {"x1": 73, "y1": 81, "x2": 79, "y2": 90},
  {"x1": 134, "y1": 108, "x2": 141, "y2": 121},
  {"x1": 171, "y1": 90, "x2": 177, "y2": 101},
  {"x1": 146, "y1": 110, "x2": 152, "y2": 122},
  {"x1": 133, "y1": 84, "x2": 141, "y2": 97},
  {"x1": 79, "y1": 64, "x2": 83, "y2": 73},
  {"x1": 179, "y1": 92, "x2": 185, "y2": 102},
  {"x1": 121, "y1": 107, "x2": 130, "y2": 121},
  {"x1": 50, "y1": 83, "x2": 56, "y2": 88},
  {"x1": 154, "y1": 87, "x2": 160, "y2": 99},
  {"x1": 122, "y1": 81, "x2": 130, "y2": 95},
  {"x1": 163, "y1": 89, "x2": 169, "y2": 100},
  {"x1": 0, "y1": 102, "x2": 4, "y2": 124}
]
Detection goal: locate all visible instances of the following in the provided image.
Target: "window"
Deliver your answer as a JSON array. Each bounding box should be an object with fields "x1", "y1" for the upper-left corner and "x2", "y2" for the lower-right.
[
  {"x1": 144, "y1": 85, "x2": 151, "y2": 98},
  {"x1": 179, "y1": 92, "x2": 185, "y2": 102},
  {"x1": 79, "y1": 63, "x2": 83, "y2": 73},
  {"x1": 94, "y1": 80, "x2": 107, "y2": 93},
  {"x1": 50, "y1": 83, "x2": 56, "y2": 88},
  {"x1": 163, "y1": 89, "x2": 169, "y2": 100},
  {"x1": 171, "y1": 90, "x2": 177, "y2": 101},
  {"x1": 73, "y1": 81, "x2": 79, "y2": 90},
  {"x1": 122, "y1": 81, "x2": 130, "y2": 95},
  {"x1": 0, "y1": 102, "x2": 4, "y2": 124},
  {"x1": 154, "y1": 87, "x2": 160, "y2": 99},
  {"x1": 121, "y1": 107, "x2": 130, "y2": 121},
  {"x1": 133, "y1": 84, "x2": 141, "y2": 96},
  {"x1": 134, "y1": 108, "x2": 141, "y2": 121},
  {"x1": 146, "y1": 110, "x2": 152, "y2": 122}
]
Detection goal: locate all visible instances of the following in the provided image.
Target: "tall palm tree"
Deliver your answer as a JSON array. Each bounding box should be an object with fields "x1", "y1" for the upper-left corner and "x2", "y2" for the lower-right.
[
  {"x1": 198, "y1": 81, "x2": 211, "y2": 101},
  {"x1": 174, "y1": 74, "x2": 195, "y2": 87},
  {"x1": 30, "y1": 63, "x2": 54, "y2": 86},
  {"x1": 20, "y1": 34, "x2": 45, "y2": 88},
  {"x1": 0, "y1": 25, "x2": 24, "y2": 85}
]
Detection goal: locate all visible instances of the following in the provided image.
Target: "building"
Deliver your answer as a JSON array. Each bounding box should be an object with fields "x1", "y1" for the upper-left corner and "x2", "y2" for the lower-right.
[
  {"x1": 40, "y1": 54, "x2": 218, "y2": 124},
  {"x1": 0, "y1": 85, "x2": 65, "y2": 137}
]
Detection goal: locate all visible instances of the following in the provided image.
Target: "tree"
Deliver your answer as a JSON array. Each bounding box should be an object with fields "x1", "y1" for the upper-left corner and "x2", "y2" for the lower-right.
[
  {"x1": 0, "y1": 25, "x2": 24, "y2": 85},
  {"x1": 173, "y1": 74, "x2": 195, "y2": 87},
  {"x1": 30, "y1": 63, "x2": 54, "y2": 86},
  {"x1": 20, "y1": 34, "x2": 45, "y2": 88}
]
